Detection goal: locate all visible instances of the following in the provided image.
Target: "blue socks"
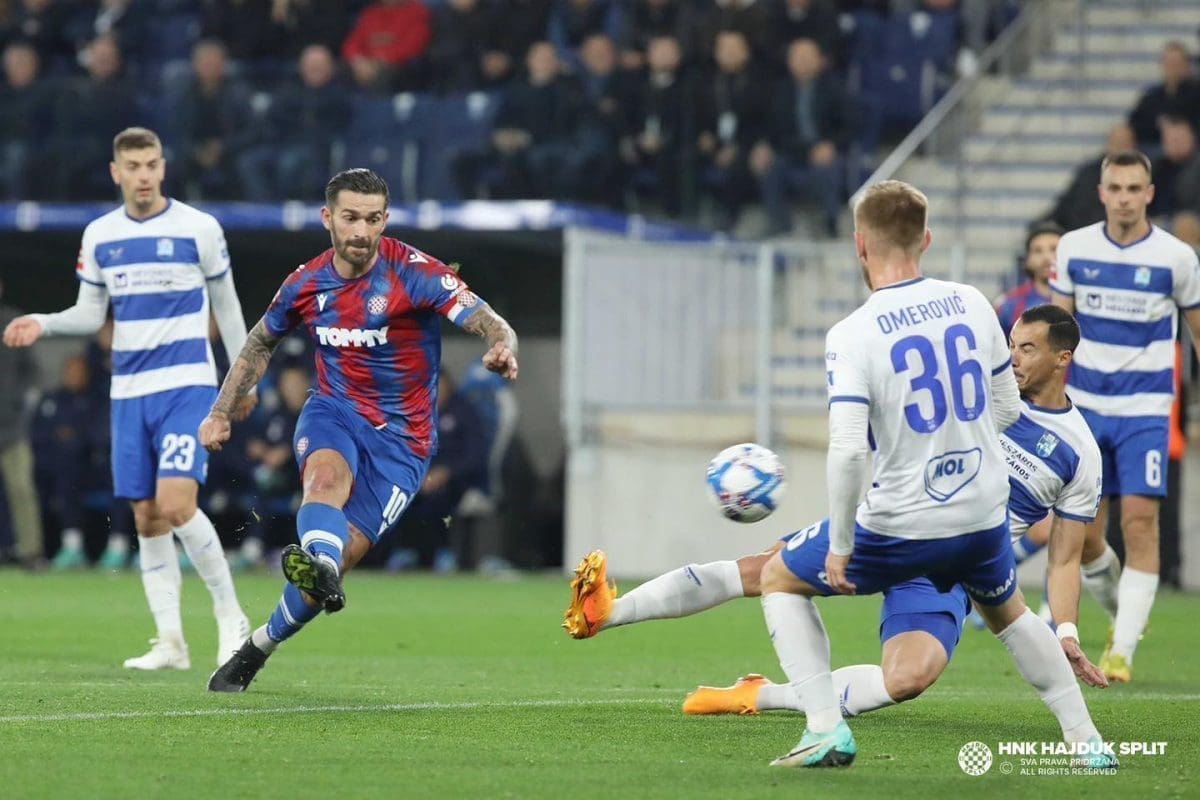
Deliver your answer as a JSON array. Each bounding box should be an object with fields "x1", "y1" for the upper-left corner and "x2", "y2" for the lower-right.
[
  {"x1": 297, "y1": 502, "x2": 349, "y2": 573},
  {"x1": 266, "y1": 583, "x2": 321, "y2": 643}
]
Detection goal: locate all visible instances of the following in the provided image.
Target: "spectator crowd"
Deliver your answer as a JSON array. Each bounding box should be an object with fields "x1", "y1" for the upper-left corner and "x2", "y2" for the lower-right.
[{"x1": 0, "y1": 0, "x2": 1017, "y2": 233}]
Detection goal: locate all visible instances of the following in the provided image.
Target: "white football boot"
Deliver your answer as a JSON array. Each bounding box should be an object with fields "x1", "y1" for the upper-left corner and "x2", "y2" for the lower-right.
[
  {"x1": 216, "y1": 610, "x2": 252, "y2": 666},
  {"x1": 123, "y1": 633, "x2": 191, "y2": 670}
]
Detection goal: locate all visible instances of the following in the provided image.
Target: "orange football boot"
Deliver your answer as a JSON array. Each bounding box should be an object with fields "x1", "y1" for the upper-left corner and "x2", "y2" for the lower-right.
[
  {"x1": 562, "y1": 550, "x2": 617, "y2": 639},
  {"x1": 683, "y1": 674, "x2": 769, "y2": 715}
]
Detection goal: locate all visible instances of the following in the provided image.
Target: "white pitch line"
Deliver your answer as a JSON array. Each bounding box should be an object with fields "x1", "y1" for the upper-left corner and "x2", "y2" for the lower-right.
[{"x1": 0, "y1": 697, "x2": 672, "y2": 725}]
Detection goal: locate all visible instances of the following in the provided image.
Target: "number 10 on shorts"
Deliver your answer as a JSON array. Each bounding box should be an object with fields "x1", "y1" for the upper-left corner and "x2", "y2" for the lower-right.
[{"x1": 379, "y1": 485, "x2": 409, "y2": 536}]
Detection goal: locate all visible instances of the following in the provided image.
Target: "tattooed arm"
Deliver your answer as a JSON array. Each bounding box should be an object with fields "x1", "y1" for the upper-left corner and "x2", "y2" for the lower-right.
[
  {"x1": 462, "y1": 304, "x2": 519, "y2": 381},
  {"x1": 199, "y1": 318, "x2": 281, "y2": 451}
]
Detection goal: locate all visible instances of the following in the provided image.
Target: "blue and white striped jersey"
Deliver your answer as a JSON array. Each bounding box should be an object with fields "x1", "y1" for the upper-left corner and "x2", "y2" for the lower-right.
[
  {"x1": 75, "y1": 199, "x2": 230, "y2": 399},
  {"x1": 999, "y1": 399, "x2": 1102, "y2": 537},
  {"x1": 1050, "y1": 222, "x2": 1200, "y2": 417}
]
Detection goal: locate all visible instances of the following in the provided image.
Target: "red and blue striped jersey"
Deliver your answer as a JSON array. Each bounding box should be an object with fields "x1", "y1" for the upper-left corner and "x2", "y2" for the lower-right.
[
  {"x1": 994, "y1": 280, "x2": 1051, "y2": 336},
  {"x1": 264, "y1": 236, "x2": 482, "y2": 457}
]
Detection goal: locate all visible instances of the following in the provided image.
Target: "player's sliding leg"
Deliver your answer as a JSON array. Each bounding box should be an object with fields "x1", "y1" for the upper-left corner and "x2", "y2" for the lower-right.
[
  {"x1": 563, "y1": 545, "x2": 777, "y2": 639},
  {"x1": 1103, "y1": 494, "x2": 1159, "y2": 682},
  {"x1": 125, "y1": 500, "x2": 189, "y2": 670},
  {"x1": 687, "y1": 580, "x2": 960, "y2": 716},
  {"x1": 758, "y1": 540, "x2": 856, "y2": 769},
  {"x1": 155, "y1": 477, "x2": 251, "y2": 665}
]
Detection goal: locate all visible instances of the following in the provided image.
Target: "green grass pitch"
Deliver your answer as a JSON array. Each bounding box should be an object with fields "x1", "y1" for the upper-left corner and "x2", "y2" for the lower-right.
[{"x1": 0, "y1": 570, "x2": 1195, "y2": 799}]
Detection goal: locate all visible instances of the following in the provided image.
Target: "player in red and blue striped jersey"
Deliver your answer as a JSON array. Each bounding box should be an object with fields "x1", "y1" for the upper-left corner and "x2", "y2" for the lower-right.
[{"x1": 199, "y1": 169, "x2": 518, "y2": 692}]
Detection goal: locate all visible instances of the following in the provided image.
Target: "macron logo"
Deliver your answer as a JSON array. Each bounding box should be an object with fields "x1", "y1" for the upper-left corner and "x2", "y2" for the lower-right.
[
  {"x1": 315, "y1": 326, "x2": 389, "y2": 347},
  {"x1": 317, "y1": 293, "x2": 328, "y2": 311}
]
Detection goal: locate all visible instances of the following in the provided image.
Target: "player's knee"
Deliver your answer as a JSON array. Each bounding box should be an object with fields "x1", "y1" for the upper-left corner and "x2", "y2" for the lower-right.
[
  {"x1": 737, "y1": 553, "x2": 770, "y2": 596},
  {"x1": 303, "y1": 460, "x2": 350, "y2": 500},
  {"x1": 883, "y1": 664, "x2": 937, "y2": 703},
  {"x1": 759, "y1": 554, "x2": 793, "y2": 594},
  {"x1": 156, "y1": 498, "x2": 197, "y2": 529},
  {"x1": 1120, "y1": 507, "x2": 1158, "y2": 539}
]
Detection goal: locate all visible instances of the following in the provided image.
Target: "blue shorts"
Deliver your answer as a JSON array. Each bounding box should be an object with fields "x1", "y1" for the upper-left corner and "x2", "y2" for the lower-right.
[
  {"x1": 779, "y1": 517, "x2": 1017, "y2": 605},
  {"x1": 880, "y1": 579, "x2": 970, "y2": 660},
  {"x1": 111, "y1": 385, "x2": 217, "y2": 500},
  {"x1": 293, "y1": 394, "x2": 429, "y2": 543},
  {"x1": 1078, "y1": 408, "x2": 1169, "y2": 498}
]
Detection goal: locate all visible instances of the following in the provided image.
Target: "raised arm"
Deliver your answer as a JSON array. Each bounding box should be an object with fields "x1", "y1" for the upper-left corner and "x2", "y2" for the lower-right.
[
  {"x1": 198, "y1": 318, "x2": 281, "y2": 451},
  {"x1": 462, "y1": 304, "x2": 519, "y2": 381}
]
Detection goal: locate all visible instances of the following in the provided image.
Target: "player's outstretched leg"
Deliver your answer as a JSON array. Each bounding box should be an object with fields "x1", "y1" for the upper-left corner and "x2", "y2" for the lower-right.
[
  {"x1": 172, "y1": 508, "x2": 251, "y2": 664},
  {"x1": 208, "y1": 583, "x2": 320, "y2": 692},
  {"x1": 562, "y1": 549, "x2": 761, "y2": 639},
  {"x1": 125, "y1": 532, "x2": 190, "y2": 670},
  {"x1": 686, "y1": 667, "x2": 896, "y2": 717}
]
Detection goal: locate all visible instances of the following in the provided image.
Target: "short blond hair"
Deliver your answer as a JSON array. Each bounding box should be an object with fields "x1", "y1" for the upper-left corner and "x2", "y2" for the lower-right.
[
  {"x1": 854, "y1": 180, "x2": 928, "y2": 253},
  {"x1": 112, "y1": 127, "x2": 161, "y2": 159}
]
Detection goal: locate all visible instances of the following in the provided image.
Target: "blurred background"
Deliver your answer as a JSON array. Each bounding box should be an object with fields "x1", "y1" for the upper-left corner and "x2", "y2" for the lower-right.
[{"x1": 0, "y1": 0, "x2": 1197, "y2": 587}]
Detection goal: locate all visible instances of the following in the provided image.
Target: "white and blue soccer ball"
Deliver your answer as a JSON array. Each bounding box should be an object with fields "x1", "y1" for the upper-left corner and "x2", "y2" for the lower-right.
[{"x1": 705, "y1": 443, "x2": 786, "y2": 523}]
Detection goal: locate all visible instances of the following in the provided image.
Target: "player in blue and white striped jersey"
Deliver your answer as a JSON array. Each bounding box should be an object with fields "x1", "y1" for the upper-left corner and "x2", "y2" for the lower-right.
[
  {"x1": 3, "y1": 128, "x2": 254, "y2": 672},
  {"x1": 1050, "y1": 149, "x2": 1200, "y2": 683}
]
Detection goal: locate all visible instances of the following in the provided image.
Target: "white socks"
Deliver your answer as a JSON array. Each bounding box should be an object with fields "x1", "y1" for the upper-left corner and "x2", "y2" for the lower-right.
[
  {"x1": 251, "y1": 625, "x2": 279, "y2": 655},
  {"x1": 758, "y1": 666, "x2": 895, "y2": 715},
  {"x1": 997, "y1": 608, "x2": 1099, "y2": 743},
  {"x1": 761, "y1": 592, "x2": 841, "y2": 732},
  {"x1": 1081, "y1": 545, "x2": 1121, "y2": 620},
  {"x1": 174, "y1": 510, "x2": 240, "y2": 617},
  {"x1": 1111, "y1": 567, "x2": 1158, "y2": 661},
  {"x1": 831, "y1": 665, "x2": 896, "y2": 716},
  {"x1": 604, "y1": 561, "x2": 743, "y2": 629},
  {"x1": 138, "y1": 534, "x2": 183, "y2": 638},
  {"x1": 61, "y1": 528, "x2": 84, "y2": 552}
]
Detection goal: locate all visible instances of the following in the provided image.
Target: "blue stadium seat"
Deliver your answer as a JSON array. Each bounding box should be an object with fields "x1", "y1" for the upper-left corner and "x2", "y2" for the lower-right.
[
  {"x1": 859, "y1": 12, "x2": 959, "y2": 133},
  {"x1": 421, "y1": 91, "x2": 503, "y2": 201},
  {"x1": 343, "y1": 92, "x2": 434, "y2": 203},
  {"x1": 143, "y1": 13, "x2": 202, "y2": 66}
]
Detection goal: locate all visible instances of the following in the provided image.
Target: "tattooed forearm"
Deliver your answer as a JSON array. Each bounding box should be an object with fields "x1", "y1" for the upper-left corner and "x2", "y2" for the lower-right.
[
  {"x1": 464, "y1": 305, "x2": 518, "y2": 353},
  {"x1": 211, "y1": 318, "x2": 280, "y2": 417}
]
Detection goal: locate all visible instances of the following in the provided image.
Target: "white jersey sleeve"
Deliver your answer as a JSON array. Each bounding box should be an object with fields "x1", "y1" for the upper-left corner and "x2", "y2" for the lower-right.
[
  {"x1": 1173, "y1": 243, "x2": 1200, "y2": 310},
  {"x1": 1055, "y1": 433, "x2": 1102, "y2": 523},
  {"x1": 198, "y1": 215, "x2": 231, "y2": 280},
  {"x1": 1048, "y1": 232, "x2": 1076, "y2": 298},
  {"x1": 75, "y1": 224, "x2": 104, "y2": 287},
  {"x1": 825, "y1": 320, "x2": 871, "y2": 405}
]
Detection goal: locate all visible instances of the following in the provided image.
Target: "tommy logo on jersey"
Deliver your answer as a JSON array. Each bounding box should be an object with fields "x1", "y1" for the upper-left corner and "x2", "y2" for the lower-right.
[
  {"x1": 1035, "y1": 432, "x2": 1059, "y2": 458},
  {"x1": 315, "y1": 326, "x2": 389, "y2": 347}
]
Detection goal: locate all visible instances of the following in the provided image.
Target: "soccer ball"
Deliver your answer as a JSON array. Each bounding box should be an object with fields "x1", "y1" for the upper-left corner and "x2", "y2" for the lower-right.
[{"x1": 705, "y1": 443, "x2": 786, "y2": 523}]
